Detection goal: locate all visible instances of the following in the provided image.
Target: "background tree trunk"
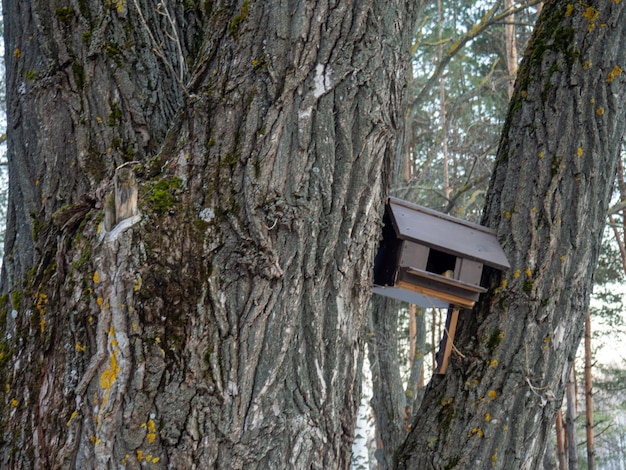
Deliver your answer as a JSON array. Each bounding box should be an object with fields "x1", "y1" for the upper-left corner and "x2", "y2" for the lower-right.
[
  {"x1": 0, "y1": 1, "x2": 419, "y2": 468},
  {"x1": 584, "y1": 311, "x2": 596, "y2": 470},
  {"x1": 557, "y1": 409, "x2": 567, "y2": 469},
  {"x1": 396, "y1": 1, "x2": 626, "y2": 468},
  {"x1": 566, "y1": 367, "x2": 579, "y2": 470},
  {"x1": 368, "y1": 297, "x2": 407, "y2": 469}
]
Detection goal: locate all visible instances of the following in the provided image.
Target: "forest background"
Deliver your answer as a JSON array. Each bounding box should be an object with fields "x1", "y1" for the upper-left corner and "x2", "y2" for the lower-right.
[{"x1": 0, "y1": 1, "x2": 625, "y2": 469}]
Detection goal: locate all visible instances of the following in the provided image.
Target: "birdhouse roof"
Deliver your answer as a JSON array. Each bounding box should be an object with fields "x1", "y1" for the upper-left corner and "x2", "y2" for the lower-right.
[{"x1": 387, "y1": 197, "x2": 510, "y2": 270}]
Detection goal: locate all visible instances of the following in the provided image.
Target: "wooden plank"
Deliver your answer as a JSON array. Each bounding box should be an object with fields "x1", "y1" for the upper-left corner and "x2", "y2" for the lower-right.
[
  {"x1": 437, "y1": 307, "x2": 460, "y2": 375},
  {"x1": 404, "y1": 267, "x2": 487, "y2": 293},
  {"x1": 396, "y1": 280, "x2": 476, "y2": 309}
]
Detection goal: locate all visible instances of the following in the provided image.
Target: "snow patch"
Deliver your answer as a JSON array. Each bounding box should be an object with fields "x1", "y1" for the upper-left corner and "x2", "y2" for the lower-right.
[{"x1": 313, "y1": 64, "x2": 333, "y2": 98}]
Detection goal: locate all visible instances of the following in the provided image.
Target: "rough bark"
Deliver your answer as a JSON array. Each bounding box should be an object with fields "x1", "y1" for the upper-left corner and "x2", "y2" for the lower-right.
[
  {"x1": 396, "y1": 1, "x2": 626, "y2": 468},
  {"x1": 0, "y1": 1, "x2": 418, "y2": 468}
]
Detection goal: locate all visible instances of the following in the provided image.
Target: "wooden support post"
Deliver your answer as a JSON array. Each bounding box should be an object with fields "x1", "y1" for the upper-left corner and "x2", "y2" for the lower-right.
[{"x1": 436, "y1": 306, "x2": 459, "y2": 375}]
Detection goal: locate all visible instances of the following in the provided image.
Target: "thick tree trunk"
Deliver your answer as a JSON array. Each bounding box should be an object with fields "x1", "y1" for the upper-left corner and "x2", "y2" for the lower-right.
[
  {"x1": 396, "y1": 1, "x2": 626, "y2": 468},
  {"x1": 0, "y1": 1, "x2": 418, "y2": 468}
]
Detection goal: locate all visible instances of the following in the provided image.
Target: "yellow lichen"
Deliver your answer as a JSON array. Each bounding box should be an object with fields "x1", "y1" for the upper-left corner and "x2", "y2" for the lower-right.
[
  {"x1": 485, "y1": 412, "x2": 492, "y2": 422},
  {"x1": 583, "y1": 60, "x2": 592, "y2": 70},
  {"x1": 596, "y1": 107, "x2": 605, "y2": 116},
  {"x1": 582, "y1": 7, "x2": 599, "y2": 22},
  {"x1": 99, "y1": 348, "x2": 120, "y2": 390},
  {"x1": 146, "y1": 419, "x2": 157, "y2": 444},
  {"x1": 538, "y1": 151, "x2": 544, "y2": 159},
  {"x1": 513, "y1": 269, "x2": 521, "y2": 279},
  {"x1": 10, "y1": 398, "x2": 18, "y2": 408},
  {"x1": 75, "y1": 341, "x2": 87, "y2": 352},
  {"x1": 577, "y1": 147, "x2": 583, "y2": 157},
  {"x1": 488, "y1": 390, "x2": 497, "y2": 400},
  {"x1": 137, "y1": 450, "x2": 144, "y2": 461},
  {"x1": 607, "y1": 65, "x2": 623, "y2": 83},
  {"x1": 469, "y1": 427, "x2": 484, "y2": 438},
  {"x1": 13, "y1": 48, "x2": 21, "y2": 59},
  {"x1": 489, "y1": 359, "x2": 499, "y2": 367},
  {"x1": 565, "y1": 4, "x2": 574, "y2": 16},
  {"x1": 66, "y1": 410, "x2": 78, "y2": 426},
  {"x1": 524, "y1": 268, "x2": 532, "y2": 277},
  {"x1": 93, "y1": 271, "x2": 100, "y2": 283}
]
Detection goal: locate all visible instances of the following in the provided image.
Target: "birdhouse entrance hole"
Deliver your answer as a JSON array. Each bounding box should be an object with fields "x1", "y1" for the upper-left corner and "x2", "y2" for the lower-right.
[{"x1": 426, "y1": 249, "x2": 456, "y2": 278}]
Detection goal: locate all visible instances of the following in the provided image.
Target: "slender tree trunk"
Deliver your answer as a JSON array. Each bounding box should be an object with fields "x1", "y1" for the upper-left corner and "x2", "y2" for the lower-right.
[
  {"x1": 557, "y1": 410, "x2": 567, "y2": 470},
  {"x1": 405, "y1": 305, "x2": 426, "y2": 424},
  {"x1": 0, "y1": 1, "x2": 419, "y2": 468},
  {"x1": 505, "y1": 0, "x2": 519, "y2": 99},
  {"x1": 585, "y1": 311, "x2": 596, "y2": 470},
  {"x1": 566, "y1": 367, "x2": 579, "y2": 470},
  {"x1": 437, "y1": 0, "x2": 451, "y2": 204},
  {"x1": 368, "y1": 297, "x2": 407, "y2": 470},
  {"x1": 396, "y1": 1, "x2": 626, "y2": 468}
]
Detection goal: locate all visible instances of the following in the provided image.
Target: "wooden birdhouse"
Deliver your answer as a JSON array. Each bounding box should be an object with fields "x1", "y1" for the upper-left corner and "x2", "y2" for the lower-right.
[
  {"x1": 373, "y1": 197, "x2": 509, "y2": 308},
  {"x1": 372, "y1": 197, "x2": 510, "y2": 374}
]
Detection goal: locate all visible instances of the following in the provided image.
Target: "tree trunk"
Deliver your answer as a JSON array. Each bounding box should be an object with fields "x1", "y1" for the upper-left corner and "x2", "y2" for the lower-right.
[
  {"x1": 556, "y1": 410, "x2": 567, "y2": 469},
  {"x1": 584, "y1": 311, "x2": 595, "y2": 470},
  {"x1": 504, "y1": 0, "x2": 519, "y2": 99},
  {"x1": 396, "y1": 1, "x2": 626, "y2": 468},
  {"x1": 405, "y1": 305, "x2": 426, "y2": 422},
  {"x1": 368, "y1": 297, "x2": 407, "y2": 469},
  {"x1": 0, "y1": 1, "x2": 419, "y2": 468},
  {"x1": 566, "y1": 366, "x2": 579, "y2": 470}
]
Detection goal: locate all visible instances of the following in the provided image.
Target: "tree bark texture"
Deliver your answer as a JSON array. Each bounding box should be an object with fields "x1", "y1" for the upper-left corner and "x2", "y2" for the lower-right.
[
  {"x1": 0, "y1": 1, "x2": 418, "y2": 468},
  {"x1": 397, "y1": 1, "x2": 626, "y2": 468}
]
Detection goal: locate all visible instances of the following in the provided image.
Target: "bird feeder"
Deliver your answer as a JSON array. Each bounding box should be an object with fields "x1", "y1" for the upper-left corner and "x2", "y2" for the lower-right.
[{"x1": 373, "y1": 197, "x2": 510, "y2": 373}]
